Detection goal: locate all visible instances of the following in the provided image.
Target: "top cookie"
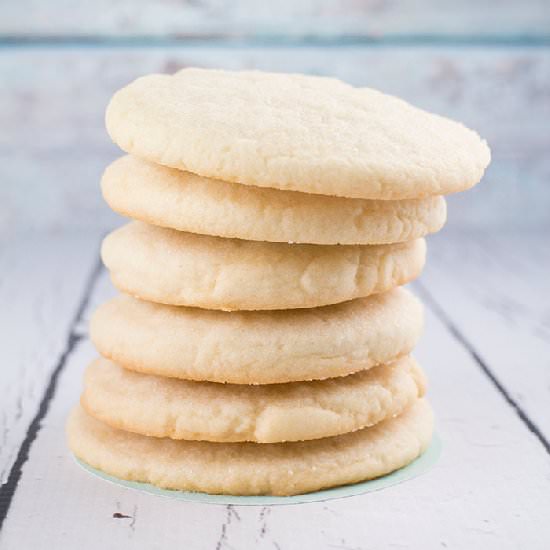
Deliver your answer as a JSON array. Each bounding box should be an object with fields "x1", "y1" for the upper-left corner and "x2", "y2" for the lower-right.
[{"x1": 106, "y1": 68, "x2": 490, "y2": 200}]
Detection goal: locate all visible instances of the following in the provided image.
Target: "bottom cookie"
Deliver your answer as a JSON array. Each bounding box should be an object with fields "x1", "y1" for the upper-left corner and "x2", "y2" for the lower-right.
[{"x1": 67, "y1": 399, "x2": 433, "y2": 496}]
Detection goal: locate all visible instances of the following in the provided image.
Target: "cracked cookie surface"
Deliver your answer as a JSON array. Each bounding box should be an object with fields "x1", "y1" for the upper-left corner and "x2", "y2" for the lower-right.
[
  {"x1": 81, "y1": 356, "x2": 426, "y2": 443},
  {"x1": 101, "y1": 221, "x2": 426, "y2": 310}
]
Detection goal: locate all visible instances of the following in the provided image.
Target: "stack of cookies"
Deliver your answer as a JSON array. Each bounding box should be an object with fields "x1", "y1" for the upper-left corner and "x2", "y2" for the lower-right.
[{"x1": 67, "y1": 69, "x2": 490, "y2": 496}]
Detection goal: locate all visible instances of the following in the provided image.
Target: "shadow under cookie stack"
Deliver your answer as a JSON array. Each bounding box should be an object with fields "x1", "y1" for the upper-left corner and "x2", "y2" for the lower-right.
[{"x1": 67, "y1": 69, "x2": 490, "y2": 496}]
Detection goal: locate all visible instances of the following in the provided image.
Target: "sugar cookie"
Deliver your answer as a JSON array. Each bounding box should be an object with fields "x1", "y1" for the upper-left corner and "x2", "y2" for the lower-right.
[
  {"x1": 91, "y1": 287, "x2": 423, "y2": 384},
  {"x1": 102, "y1": 155, "x2": 446, "y2": 245},
  {"x1": 68, "y1": 399, "x2": 433, "y2": 496},
  {"x1": 106, "y1": 68, "x2": 490, "y2": 199},
  {"x1": 81, "y1": 356, "x2": 425, "y2": 443},
  {"x1": 101, "y1": 221, "x2": 426, "y2": 310}
]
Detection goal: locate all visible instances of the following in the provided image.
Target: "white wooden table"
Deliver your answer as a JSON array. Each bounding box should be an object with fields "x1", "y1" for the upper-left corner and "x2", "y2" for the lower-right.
[{"x1": 0, "y1": 229, "x2": 549, "y2": 549}]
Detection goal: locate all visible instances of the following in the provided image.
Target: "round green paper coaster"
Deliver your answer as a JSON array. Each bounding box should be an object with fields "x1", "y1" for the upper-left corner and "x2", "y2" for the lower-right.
[{"x1": 75, "y1": 433, "x2": 441, "y2": 506}]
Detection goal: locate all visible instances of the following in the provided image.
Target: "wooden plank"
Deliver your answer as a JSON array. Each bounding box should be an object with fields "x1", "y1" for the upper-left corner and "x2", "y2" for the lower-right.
[
  {"x1": 1, "y1": 241, "x2": 549, "y2": 549},
  {"x1": 3, "y1": 0, "x2": 550, "y2": 38},
  {"x1": 0, "y1": 232, "x2": 101, "y2": 486},
  {"x1": 418, "y1": 231, "x2": 550, "y2": 443},
  {"x1": 1, "y1": 46, "x2": 549, "y2": 236}
]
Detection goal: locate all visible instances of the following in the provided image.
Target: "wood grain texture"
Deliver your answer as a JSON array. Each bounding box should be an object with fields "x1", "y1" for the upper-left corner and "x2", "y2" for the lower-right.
[
  {"x1": 1, "y1": 46, "x2": 549, "y2": 235},
  {"x1": 418, "y1": 231, "x2": 550, "y2": 442},
  {"x1": 1, "y1": 234, "x2": 550, "y2": 549},
  {"x1": 3, "y1": 0, "x2": 550, "y2": 38},
  {"x1": 0, "y1": 232, "x2": 100, "y2": 485}
]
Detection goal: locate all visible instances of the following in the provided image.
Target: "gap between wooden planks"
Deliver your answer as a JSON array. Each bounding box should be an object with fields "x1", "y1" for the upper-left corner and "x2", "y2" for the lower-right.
[
  {"x1": 0, "y1": 233, "x2": 549, "y2": 549},
  {"x1": 0, "y1": 233, "x2": 102, "y2": 486},
  {"x1": 417, "y1": 230, "x2": 550, "y2": 444}
]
